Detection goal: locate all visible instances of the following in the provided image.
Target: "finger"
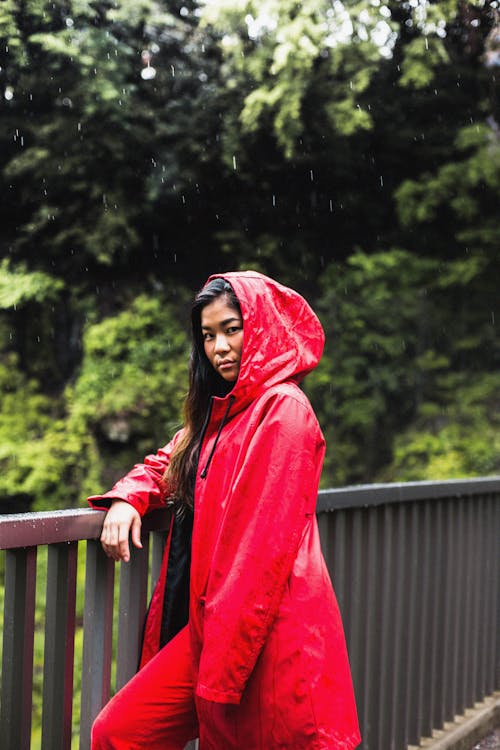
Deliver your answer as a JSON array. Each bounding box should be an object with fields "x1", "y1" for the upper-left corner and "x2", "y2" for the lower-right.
[
  {"x1": 131, "y1": 516, "x2": 143, "y2": 550},
  {"x1": 118, "y1": 535, "x2": 131, "y2": 563},
  {"x1": 101, "y1": 523, "x2": 121, "y2": 560}
]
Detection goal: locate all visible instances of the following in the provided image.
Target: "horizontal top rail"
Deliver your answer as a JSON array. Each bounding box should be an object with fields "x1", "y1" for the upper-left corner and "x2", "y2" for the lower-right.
[
  {"x1": 317, "y1": 475, "x2": 500, "y2": 512},
  {"x1": 0, "y1": 507, "x2": 171, "y2": 550},
  {"x1": 1, "y1": 476, "x2": 499, "y2": 548}
]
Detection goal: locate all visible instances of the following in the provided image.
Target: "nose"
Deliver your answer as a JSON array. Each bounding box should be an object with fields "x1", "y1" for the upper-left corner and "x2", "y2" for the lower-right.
[{"x1": 214, "y1": 333, "x2": 230, "y2": 353}]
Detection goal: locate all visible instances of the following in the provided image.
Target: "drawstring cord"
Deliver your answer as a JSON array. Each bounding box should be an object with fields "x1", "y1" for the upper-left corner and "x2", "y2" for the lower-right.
[{"x1": 200, "y1": 395, "x2": 235, "y2": 479}]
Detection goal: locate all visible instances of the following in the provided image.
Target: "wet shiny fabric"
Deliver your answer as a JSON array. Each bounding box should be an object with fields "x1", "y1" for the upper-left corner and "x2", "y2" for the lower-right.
[{"x1": 91, "y1": 626, "x2": 197, "y2": 750}]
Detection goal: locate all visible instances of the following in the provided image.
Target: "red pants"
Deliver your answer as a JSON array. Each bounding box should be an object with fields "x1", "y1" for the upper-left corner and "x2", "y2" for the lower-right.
[{"x1": 91, "y1": 626, "x2": 199, "y2": 750}]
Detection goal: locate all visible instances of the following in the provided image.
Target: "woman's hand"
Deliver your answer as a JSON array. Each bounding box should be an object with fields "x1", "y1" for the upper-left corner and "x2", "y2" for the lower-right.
[{"x1": 100, "y1": 500, "x2": 142, "y2": 562}]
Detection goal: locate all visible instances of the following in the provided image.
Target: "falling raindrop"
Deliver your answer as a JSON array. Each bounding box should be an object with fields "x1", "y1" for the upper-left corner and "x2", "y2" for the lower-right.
[{"x1": 141, "y1": 66, "x2": 156, "y2": 80}]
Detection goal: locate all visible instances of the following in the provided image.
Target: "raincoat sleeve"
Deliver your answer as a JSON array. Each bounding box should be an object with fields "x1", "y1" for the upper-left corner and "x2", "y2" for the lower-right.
[
  {"x1": 196, "y1": 391, "x2": 325, "y2": 704},
  {"x1": 87, "y1": 429, "x2": 184, "y2": 516}
]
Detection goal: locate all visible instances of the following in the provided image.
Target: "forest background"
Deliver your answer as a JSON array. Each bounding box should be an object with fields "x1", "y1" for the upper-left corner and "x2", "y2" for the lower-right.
[{"x1": 1, "y1": 0, "x2": 499, "y2": 516}]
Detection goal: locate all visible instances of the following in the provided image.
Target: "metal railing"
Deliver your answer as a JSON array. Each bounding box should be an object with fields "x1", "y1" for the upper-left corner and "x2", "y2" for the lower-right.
[
  {"x1": 317, "y1": 477, "x2": 500, "y2": 750},
  {"x1": 0, "y1": 507, "x2": 171, "y2": 750},
  {"x1": 0, "y1": 477, "x2": 499, "y2": 750}
]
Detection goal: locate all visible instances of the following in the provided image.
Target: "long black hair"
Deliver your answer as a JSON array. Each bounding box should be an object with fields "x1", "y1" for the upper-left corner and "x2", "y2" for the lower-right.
[{"x1": 164, "y1": 278, "x2": 241, "y2": 508}]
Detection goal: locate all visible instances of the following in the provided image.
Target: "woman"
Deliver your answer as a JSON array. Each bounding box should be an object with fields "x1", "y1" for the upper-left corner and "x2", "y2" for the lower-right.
[{"x1": 89, "y1": 271, "x2": 360, "y2": 750}]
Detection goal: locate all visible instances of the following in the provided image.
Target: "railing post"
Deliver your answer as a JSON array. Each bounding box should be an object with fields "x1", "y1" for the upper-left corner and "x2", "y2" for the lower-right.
[
  {"x1": 115, "y1": 536, "x2": 150, "y2": 690},
  {"x1": 0, "y1": 546, "x2": 37, "y2": 750},
  {"x1": 41, "y1": 541, "x2": 79, "y2": 750},
  {"x1": 79, "y1": 540, "x2": 115, "y2": 750}
]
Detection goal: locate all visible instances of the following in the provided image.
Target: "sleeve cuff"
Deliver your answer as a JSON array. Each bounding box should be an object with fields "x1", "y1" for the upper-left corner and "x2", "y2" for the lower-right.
[{"x1": 87, "y1": 492, "x2": 145, "y2": 515}]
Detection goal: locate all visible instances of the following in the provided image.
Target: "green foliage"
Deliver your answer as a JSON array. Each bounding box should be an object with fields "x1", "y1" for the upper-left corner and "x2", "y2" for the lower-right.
[
  {"x1": 0, "y1": 291, "x2": 190, "y2": 510},
  {"x1": 384, "y1": 374, "x2": 500, "y2": 480},
  {"x1": 73, "y1": 295, "x2": 188, "y2": 431},
  {"x1": 0, "y1": 351, "x2": 100, "y2": 511},
  {"x1": 307, "y1": 249, "x2": 437, "y2": 485},
  {"x1": 396, "y1": 123, "x2": 500, "y2": 244},
  {"x1": 69, "y1": 293, "x2": 190, "y2": 492},
  {"x1": 1, "y1": 0, "x2": 221, "y2": 275},
  {"x1": 0, "y1": 260, "x2": 64, "y2": 308},
  {"x1": 306, "y1": 247, "x2": 498, "y2": 487},
  {"x1": 201, "y1": 0, "x2": 395, "y2": 157}
]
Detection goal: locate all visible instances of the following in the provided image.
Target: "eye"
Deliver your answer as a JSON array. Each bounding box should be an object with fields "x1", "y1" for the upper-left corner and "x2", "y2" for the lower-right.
[
  {"x1": 203, "y1": 332, "x2": 214, "y2": 341},
  {"x1": 226, "y1": 325, "x2": 242, "y2": 334}
]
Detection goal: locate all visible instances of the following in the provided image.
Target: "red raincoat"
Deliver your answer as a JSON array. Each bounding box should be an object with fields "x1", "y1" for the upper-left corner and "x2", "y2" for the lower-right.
[{"x1": 89, "y1": 271, "x2": 361, "y2": 750}]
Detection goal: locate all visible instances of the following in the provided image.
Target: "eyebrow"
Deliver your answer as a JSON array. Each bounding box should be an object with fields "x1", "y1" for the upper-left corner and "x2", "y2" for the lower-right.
[{"x1": 201, "y1": 317, "x2": 241, "y2": 330}]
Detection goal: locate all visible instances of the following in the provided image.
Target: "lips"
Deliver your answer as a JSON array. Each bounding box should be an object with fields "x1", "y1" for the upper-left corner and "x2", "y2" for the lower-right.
[{"x1": 218, "y1": 359, "x2": 237, "y2": 369}]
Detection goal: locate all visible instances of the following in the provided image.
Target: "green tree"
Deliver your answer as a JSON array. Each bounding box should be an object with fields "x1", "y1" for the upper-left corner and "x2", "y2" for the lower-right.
[
  {"x1": 307, "y1": 247, "x2": 498, "y2": 486},
  {"x1": 1, "y1": 0, "x2": 499, "y2": 509},
  {"x1": 70, "y1": 293, "x2": 190, "y2": 491}
]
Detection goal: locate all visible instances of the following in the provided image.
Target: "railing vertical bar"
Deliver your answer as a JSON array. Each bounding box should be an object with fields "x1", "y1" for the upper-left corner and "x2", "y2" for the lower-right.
[
  {"x1": 485, "y1": 494, "x2": 500, "y2": 695},
  {"x1": 453, "y1": 497, "x2": 463, "y2": 716},
  {"x1": 79, "y1": 540, "x2": 115, "y2": 750},
  {"x1": 345, "y1": 508, "x2": 366, "y2": 746},
  {"x1": 316, "y1": 512, "x2": 328, "y2": 562},
  {"x1": 361, "y1": 506, "x2": 381, "y2": 750},
  {"x1": 455, "y1": 497, "x2": 467, "y2": 717},
  {"x1": 485, "y1": 494, "x2": 499, "y2": 694},
  {"x1": 480, "y1": 495, "x2": 491, "y2": 696},
  {"x1": 469, "y1": 497, "x2": 481, "y2": 704},
  {"x1": 442, "y1": 499, "x2": 455, "y2": 722},
  {"x1": 482, "y1": 494, "x2": 496, "y2": 696},
  {"x1": 476, "y1": 494, "x2": 490, "y2": 700},
  {"x1": 406, "y1": 501, "x2": 422, "y2": 745},
  {"x1": 430, "y1": 501, "x2": 444, "y2": 729},
  {"x1": 417, "y1": 500, "x2": 433, "y2": 738},
  {"x1": 475, "y1": 495, "x2": 486, "y2": 700},
  {"x1": 463, "y1": 499, "x2": 475, "y2": 708},
  {"x1": 377, "y1": 504, "x2": 394, "y2": 750},
  {"x1": 392, "y1": 504, "x2": 409, "y2": 750},
  {"x1": 435, "y1": 499, "x2": 450, "y2": 726},
  {"x1": 151, "y1": 529, "x2": 167, "y2": 593},
  {"x1": 403, "y1": 501, "x2": 420, "y2": 747},
  {"x1": 41, "y1": 541, "x2": 78, "y2": 750},
  {"x1": 331, "y1": 510, "x2": 347, "y2": 628},
  {"x1": 493, "y1": 495, "x2": 500, "y2": 693},
  {"x1": 116, "y1": 535, "x2": 150, "y2": 690},
  {"x1": 0, "y1": 546, "x2": 37, "y2": 750}
]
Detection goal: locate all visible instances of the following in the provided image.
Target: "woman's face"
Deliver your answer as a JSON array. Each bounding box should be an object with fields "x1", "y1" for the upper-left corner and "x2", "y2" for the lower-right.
[{"x1": 201, "y1": 296, "x2": 244, "y2": 383}]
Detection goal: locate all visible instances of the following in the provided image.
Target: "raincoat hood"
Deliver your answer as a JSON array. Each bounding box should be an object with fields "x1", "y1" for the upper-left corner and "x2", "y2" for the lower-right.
[{"x1": 205, "y1": 271, "x2": 325, "y2": 406}]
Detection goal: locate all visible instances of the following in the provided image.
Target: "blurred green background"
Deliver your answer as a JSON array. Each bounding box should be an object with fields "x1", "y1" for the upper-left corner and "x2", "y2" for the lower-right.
[{"x1": 1, "y1": 0, "x2": 499, "y2": 512}]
